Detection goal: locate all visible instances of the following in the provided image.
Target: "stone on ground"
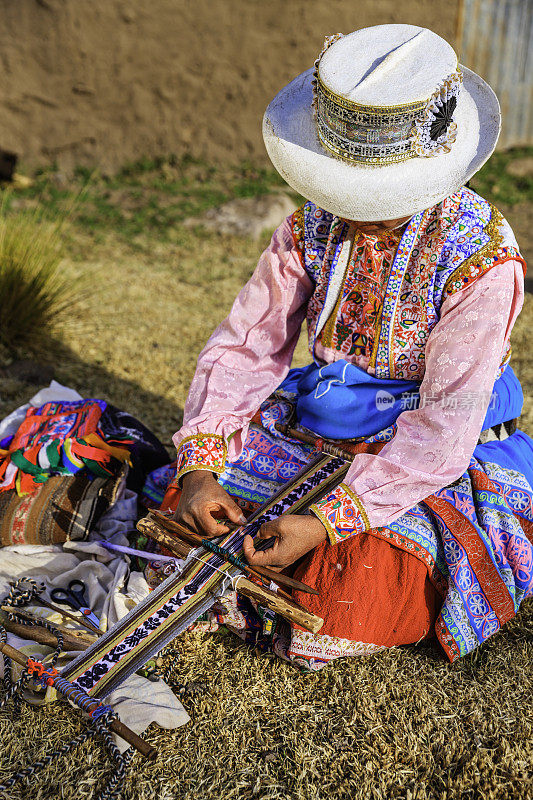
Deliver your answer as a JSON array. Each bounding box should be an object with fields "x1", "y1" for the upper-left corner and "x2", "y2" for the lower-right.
[{"x1": 184, "y1": 193, "x2": 297, "y2": 239}]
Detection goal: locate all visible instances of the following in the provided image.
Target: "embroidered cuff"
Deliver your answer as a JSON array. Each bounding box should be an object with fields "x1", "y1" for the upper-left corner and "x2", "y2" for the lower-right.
[
  {"x1": 309, "y1": 483, "x2": 369, "y2": 545},
  {"x1": 175, "y1": 434, "x2": 227, "y2": 484}
]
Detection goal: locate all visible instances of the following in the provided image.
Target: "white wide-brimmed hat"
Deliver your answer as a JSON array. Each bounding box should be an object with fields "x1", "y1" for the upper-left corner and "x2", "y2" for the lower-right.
[{"x1": 263, "y1": 24, "x2": 501, "y2": 221}]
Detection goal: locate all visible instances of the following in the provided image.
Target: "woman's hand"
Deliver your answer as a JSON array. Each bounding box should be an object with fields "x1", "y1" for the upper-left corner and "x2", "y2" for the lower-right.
[
  {"x1": 174, "y1": 470, "x2": 246, "y2": 538},
  {"x1": 243, "y1": 514, "x2": 327, "y2": 570}
]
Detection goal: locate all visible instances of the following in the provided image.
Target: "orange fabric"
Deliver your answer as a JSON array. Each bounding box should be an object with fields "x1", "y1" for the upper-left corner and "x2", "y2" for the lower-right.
[
  {"x1": 292, "y1": 532, "x2": 441, "y2": 647},
  {"x1": 83, "y1": 432, "x2": 132, "y2": 464},
  {"x1": 160, "y1": 485, "x2": 181, "y2": 514}
]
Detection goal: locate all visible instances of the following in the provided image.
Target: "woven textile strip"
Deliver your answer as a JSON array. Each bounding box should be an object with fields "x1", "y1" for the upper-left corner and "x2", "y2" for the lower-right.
[
  {"x1": 373, "y1": 210, "x2": 425, "y2": 378},
  {"x1": 62, "y1": 453, "x2": 350, "y2": 698}
]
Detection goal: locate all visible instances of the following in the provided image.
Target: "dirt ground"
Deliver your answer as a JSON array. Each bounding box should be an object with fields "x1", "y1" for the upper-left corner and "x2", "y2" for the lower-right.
[{"x1": 0, "y1": 0, "x2": 460, "y2": 173}]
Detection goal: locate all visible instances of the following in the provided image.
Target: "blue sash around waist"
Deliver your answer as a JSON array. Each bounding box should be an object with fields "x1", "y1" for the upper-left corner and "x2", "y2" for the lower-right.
[{"x1": 279, "y1": 359, "x2": 523, "y2": 441}]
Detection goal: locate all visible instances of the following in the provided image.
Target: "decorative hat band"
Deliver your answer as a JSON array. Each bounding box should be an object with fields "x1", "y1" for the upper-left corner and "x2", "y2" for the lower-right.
[{"x1": 312, "y1": 36, "x2": 463, "y2": 166}]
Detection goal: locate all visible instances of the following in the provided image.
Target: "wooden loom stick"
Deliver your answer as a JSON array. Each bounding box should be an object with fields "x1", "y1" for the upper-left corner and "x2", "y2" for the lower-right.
[
  {"x1": 251, "y1": 581, "x2": 310, "y2": 611},
  {"x1": 0, "y1": 641, "x2": 156, "y2": 759},
  {"x1": 236, "y1": 578, "x2": 323, "y2": 633},
  {"x1": 34, "y1": 597, "x2": 103, "y2": 636},
  {"x1": 62, "y1": 453, "x2": 350, "y2": 699},
  {"x1": 145, "y1": 512, "x2": 311, "y2": 593},
  {"x1": 1, "y1": 606, "x2": 98, "y2": 644},
  {"x1": 0, "y1": 612, "x2": 94, "y2": 652},
  {"x1": 136, "y1": 517, "x2": 193, "y2": 559},
  {"x1": 137, "y1": 516, "x2": 320, "y2": 628},
  {"x1": 2, "y1": 607, "x2": 166, "y2": 684},
  {"x1": 275, "y1": 423, "x2": 358, "y2": 460},
  {"x1": 143, "y1": 514, "x2": 313, "y2": 609},
  {"x1": 148, "y1": 510, "x2": 319, "y2": 595}
]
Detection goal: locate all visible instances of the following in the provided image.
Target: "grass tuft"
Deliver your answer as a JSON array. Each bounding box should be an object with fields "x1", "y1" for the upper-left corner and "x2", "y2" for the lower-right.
[
  {"x1": 11, "y1": 156, "x2": 300, "y2": 247},
  {"x1": 0, "y1": 200, "x2": 79, "y2": 350},
  {"x1": 469, "y1": 146, "x2": 533, "y2": 206}
]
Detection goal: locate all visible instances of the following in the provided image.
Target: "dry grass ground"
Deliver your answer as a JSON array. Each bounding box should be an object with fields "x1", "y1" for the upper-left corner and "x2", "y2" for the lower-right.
[{"x1": 0, "y1": 155, "x2": 532, "y2": 799}]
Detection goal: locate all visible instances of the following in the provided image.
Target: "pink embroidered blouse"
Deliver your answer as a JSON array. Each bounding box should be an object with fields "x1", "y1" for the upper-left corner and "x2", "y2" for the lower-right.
[{"x1": 173, "y1": 214, "x2": 524, "y2": 544}]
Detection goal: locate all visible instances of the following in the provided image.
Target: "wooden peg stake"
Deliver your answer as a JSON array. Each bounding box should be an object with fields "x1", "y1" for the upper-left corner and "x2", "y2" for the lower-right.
[{"x1": 236, "y1": 577, "x2": 323, "y2": 634}]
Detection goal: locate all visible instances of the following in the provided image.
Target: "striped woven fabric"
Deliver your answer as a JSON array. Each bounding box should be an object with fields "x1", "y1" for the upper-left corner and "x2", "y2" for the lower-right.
[
  {"x1": 62, "y1": 453, "x2": 349, "y2": 698},
  {"x1": 0, "y1": 400, "x2": 133, "y2": 496},
  {"x1": 0, "y1": 469, "x2": 124, "y2": 546}
]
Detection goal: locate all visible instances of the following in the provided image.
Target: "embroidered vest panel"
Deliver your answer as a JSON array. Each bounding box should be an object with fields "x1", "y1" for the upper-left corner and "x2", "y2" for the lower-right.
[{"x1": 290, "y1": 188, "x2": 523, "y2": 381}]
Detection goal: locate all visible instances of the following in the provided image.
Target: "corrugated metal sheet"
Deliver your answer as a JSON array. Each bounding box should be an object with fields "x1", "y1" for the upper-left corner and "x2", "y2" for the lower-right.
[{"x1": 457, "y1": 0, "x2": 532, "y2": 148}]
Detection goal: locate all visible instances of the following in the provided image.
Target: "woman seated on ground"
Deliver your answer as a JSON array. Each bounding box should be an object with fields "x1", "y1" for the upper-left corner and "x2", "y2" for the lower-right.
[{"x1": 153, "y1": 25, "x2": 533, "y2": 670}]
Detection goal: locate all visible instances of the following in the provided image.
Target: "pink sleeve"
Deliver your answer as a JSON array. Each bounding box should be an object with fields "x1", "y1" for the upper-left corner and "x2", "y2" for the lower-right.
[
  {"x1": 311, "y1": 258, "x2": 524, "y2": 542},
  {"x1": 172, "y1": 217, "x2": 313, "y2": 481}
]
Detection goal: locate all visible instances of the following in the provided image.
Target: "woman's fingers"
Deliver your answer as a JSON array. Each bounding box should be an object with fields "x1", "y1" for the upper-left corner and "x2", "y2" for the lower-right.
[
  {"x1": 243, "y1": 533, "x2": 288, "y2": 567},
  {"x1": 243, "y1": 522, "x2": 284, "y2": 564},
  {"x1": 173, "y1": 508, "x2": 198, "y2": 532},
  {"x1": 174, "y1": 476, "x2": 247, "y2": 539},
  {"x1": 242, "y1": 534, "x2": 255, "y2": 560},
  {"x1": 243, "y1": 516, "x2": 323, "y2": 568},
  {"x1": 255, "y1": 521, "x2": 279, "y2": 541},
  {"x1": 243, "y1": 534, "x2": 272, "y2": 565},
  {"x1": 192, "y1": 500, "x2": 245, "y2": 538},
  {"x1": 193, "y1": 505, "x2": 226, "y2": 537},
  {"x1": 219, "y1": 497, "x2": 247, "y2": 526}
]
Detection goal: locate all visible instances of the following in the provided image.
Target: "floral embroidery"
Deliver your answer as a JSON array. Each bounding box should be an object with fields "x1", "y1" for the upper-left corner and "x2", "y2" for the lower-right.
[
  {"x1": 288, "y1": 631, "x2": 385, "y2": 669},
  {"x1": 175, "y1": 434, "x2": 227, "y2": 483},
  {"x1": 318, "y1": 226, "x2": 403, "y2": 359},
  {"x1": 301, "y1": 203, "x2": 334, "y2": 284},
  {"x1": 218, "y1": 413, "x2": 313, "y2": 507},
  {"x1": 308, "y1": 222, "x2": 345, "y2": 344},
  {"x1": 444, "y1": 246, "x2": 522, "y2": 296},
  {"x1": 365, "y1": 424, "x2": 397, "y2": 444},
  {"x1": 496, "y1": 344, "x2": 512, "y2": 379},
  {"x1": 298, "y1": 189, "x2": 519, "y2": 382},
  {"x1": 373, "y1": 209, "x2": 428, "y2": 378},
  {"x1": 310, "y1": 483, "x2": 369, "y2": 544},
  {"x1": 383, "y1": 194, "x2": 461, "y2": 379},
  {"x1": 290, "y1": 205, "x2": 305, "y2": 270}
]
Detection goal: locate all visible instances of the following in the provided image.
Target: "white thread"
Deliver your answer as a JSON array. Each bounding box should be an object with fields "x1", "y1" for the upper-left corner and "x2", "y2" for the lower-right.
[{"x1": 184, "y1": 549, "x2": 244, "y2": 594}]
